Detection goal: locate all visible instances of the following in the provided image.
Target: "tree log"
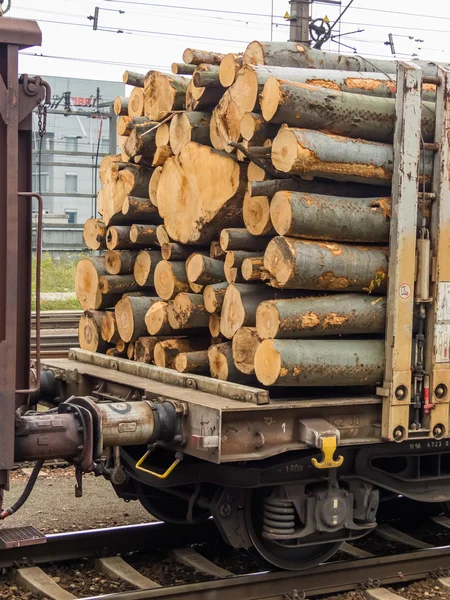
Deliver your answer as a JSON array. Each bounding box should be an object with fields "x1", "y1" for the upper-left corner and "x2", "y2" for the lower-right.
[
  {"x1": 225, "y1": 250, "x2": 263, "y2": 269},
  {"x1": 106, "y1": 226, "x2": 143, "y2": 250},
  {"x1": 208, "y1": 342, "x2": 254, "y2": 383},
  {"x1": 106, "y1": 347, "x2": 127, "y2": 358},
  {"x1": 248, "y1": 161, "x2": 269, "y2": 182},
  {"x1": 101, "y1": 311, "x2": 120, "y2": 344},
  {"x1": 105, "y1": 250, "x2": 139, "y2": 275},
  {"x1": 124, "y1": 123, "x2": 158, "y2": 159},
  {"x1": 270, "y1": 191, "x2": 391, "y2": 243},
  {"x1": 154, "y1": 260, "x2": 190, "y2": 300},
  {"x1": 209, "y1": 90, "x2": 244, "y2": 152},
  {"x1": 155, "y1": 123, "x2": 170, "y2": 147},
  {"x1": 161, "y1": 242, "x2": 193, "y2": 261},
  {"x1": 83, "y1": 218, "x2": 106, "y2": 250},
  {"x1": 240, "y1": 112, "x2": 279, "y2": 145},
  {"x1": 210, "y1": 241, "x2": 226, "y2": 260},
  {"x1": 219, "y1": 228, "x2": 271, "y2": 252},
  {"x1": 182, "y1": 48, "x2": 225, "y2": 65},
  {"x1": 175, "y1": 350, "x2": 209, "y2": 374},
  {"x1": 186, "y1": 254, "x2": 225, "y2": 285},
  {"x1": 134, "y1": 336, "x2": 159, "y2": 363},
  {"x1": 255, "y1": 339, "x2": 385, "y2": 387},
  {"x1": 271, "y1": 127, "x2": 433, "y2": 185},
  {"x1": 79, "y1": 310, "x2": 108, "y2": 352},
  {"x1": 261, "y1": 78, "x2": 434, "y2": 143},
  {"x1": 169, "y1": 112, "x2": 211, "y2": 155},
  {"x1": 232, "y1": 327, "x2": 261, "y2": 375},
  {"x1": 152, "y1": 144, "x2": 173, "y2": 167},
  {"x1": 128, "y1": 87, "x2": 145, "y2": 117},
  {"x1": 117, "y1": 116, "x2": 132, "y2": 137},
  {"x1": 224, "y1": 262, "x2": 247, "y2": 285},
  {"x1": 75, "y1": 257, "x2": 118, "y2": 310},
  {"x1": 144, "y1": 71, "x2": 189, "y2": 121},
  {"x1": 123, "y1": 70, "x2": 145, "y2": 87},
  {"x1": 122, "y1": 196, "x2": 162, "y2": 223},
  {"x1": 171, "y1": 63, "x2": 197, "y2": 75},
  {"x1": 203, "y1": 282, "x2": 229, "y2": 313},
  {"x1": 133, "y1": 250, "x2": 163, "y2": 287},
  {"x1": 98, "y1": 274, "x2": 147, "y2": 295},
  {"x1": 149, "y1": 167, "x2": 162, "y2": 207},
  {"x1": 145, "y1": 301, "x2": 169, "y2": 335},
  {"x1": 209, "y1": 312, "x2": 221, "y2": 338},
  {"x1": 186, "y1": 79, "x2": 225, "y2": 111},
  {"x1": 113, "y1": 96, "x2": 128, "y2": 116},
  {"x1": 220, "y1": 283, "x2": 293, "y2": 339},
  {"x1": 115, "y1": 296, "x2": 161, "y2": 342},
  {"x1": 168, "y1": 292, "x2": 210, "y2": 329},
  {"x1": 116, "y1": 339, "x2": 127, "y2": 353},
  {"x1": 127, "y1": 342, "x2": 135, "y2": 360},
  {"x1": 129, "y1": 224, "x2": 158, "y2": 245},
  {"x1": 242, "y1": 257, "x2": 268, "y2": 281},
  {"x1": 154, "y1": 339, "x2": 198, "y2": 369},
  {"x1": 264, "y1": 236, "x2": 388, "y2": 292},
  {"x1": 219, "y1": 53, "x2": 243, "y2": 88},
  {"x1": 99, "y1": 154, "x2": 123, "y2": 185},
  {"x1": 156, "y1": 225, "x2": 170, "y2": 246},
  {"x1": 256, "y1": 293, "x2": 386, "y2": 340},
  {"x1": 157, "y1": 143, "x2": 246, "y2": 244}
]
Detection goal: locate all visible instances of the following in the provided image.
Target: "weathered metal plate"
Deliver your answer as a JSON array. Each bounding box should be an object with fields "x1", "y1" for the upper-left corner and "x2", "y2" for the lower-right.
[{"x1": 0, "y1": 525, "x2": 46, "y2": 548}]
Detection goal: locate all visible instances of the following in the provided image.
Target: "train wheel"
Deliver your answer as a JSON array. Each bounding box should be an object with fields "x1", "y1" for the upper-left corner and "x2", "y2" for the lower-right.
[
  {"x1": 138, "y1": 486, "x2": 210, "y2": 525},
  {"x1": 244, "y1": 487, "x2": 341, "y2": 571}
]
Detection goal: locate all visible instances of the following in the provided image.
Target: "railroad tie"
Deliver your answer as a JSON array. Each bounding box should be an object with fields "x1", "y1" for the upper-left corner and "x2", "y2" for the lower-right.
[
  {"x1": 431, "y1": 515, "x2": 450, "y2": 530},
  {"x1": 437, "y1": 577, "x2": 450, "y2": 589},
  {"x1": 95, "y1": 556, "x2": 161, "y2": 589},
  {"x1": 340, "y1": 542, "x2": 375, "y2": 559},
  {"x1": 171, "y1": 548, "x2": 233, "y2": 578},
  {"x1": 364, "y1": 590, "x2": 406, "y2": 600},
  {"x1": 16, "y1": 566, "x2": 76, "y2": 600}
]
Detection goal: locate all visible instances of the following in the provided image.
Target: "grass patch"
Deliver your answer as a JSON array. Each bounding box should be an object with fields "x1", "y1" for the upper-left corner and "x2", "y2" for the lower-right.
[{"x1": 32, "y1": 253, "x2": 83, "y2": 311}]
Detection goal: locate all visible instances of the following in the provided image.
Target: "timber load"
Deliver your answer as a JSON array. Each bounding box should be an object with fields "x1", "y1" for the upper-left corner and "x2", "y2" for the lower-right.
[{"x1": 76, "y1": 39, "x2": 429, "y2": 390}]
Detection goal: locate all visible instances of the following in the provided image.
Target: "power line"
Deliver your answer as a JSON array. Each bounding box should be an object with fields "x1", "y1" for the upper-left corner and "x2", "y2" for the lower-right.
[
  {"x1": 21, "y1": 51, "x2": 172, "y2": 72},
  {"x1": 349, "y1": 5, "x2": 450, "y2": 22},
  {"x1": 342, "y1": 20, "x2": 450, "y2": 35}
]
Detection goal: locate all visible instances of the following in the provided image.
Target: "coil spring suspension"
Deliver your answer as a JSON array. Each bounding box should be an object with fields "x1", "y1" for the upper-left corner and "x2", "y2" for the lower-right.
[{"x1": 263, "y1": 497, "x2": 296, "y2": 538}]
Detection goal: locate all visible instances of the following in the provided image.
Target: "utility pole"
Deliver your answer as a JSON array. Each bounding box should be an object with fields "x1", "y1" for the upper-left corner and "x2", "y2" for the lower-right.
[{"x1": 289, "y1": 0, "x2": 311, "y2": 44}]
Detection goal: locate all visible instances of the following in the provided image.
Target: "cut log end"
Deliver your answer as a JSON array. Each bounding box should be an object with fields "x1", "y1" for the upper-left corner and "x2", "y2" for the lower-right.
[
  {"x1": 101, "y1": 311, "x2": 118, "y2": 344},
  {"x1": 260, "y1": 76, "x2": 281, "y2": 122},
  {"x1": 175, "y1": 350, "x2": 209, "y2": 374},
  {"x1": 128, "y1": 87, "x2": 145, "y2": 117},
  {"x1": 79, "y1": 312, "x2": 104, "y2": 352},
  {"x1": 149, "y1": 166, "x2": 162, "y2": 207},
  {"x1": 271, "y1": 127, "x2": 304, "y2": 173},
  {"x1": 145, "y1": 300, "x2": 168, "y2": 335},
  {"x1": 83, "y1": 219, "x2": 106, "y2": 251},
  {"x1": 243, "y1": 192, "x2": 273, "y2": 236},
  {"x1": 255, "y1": 301, "x2": 280, "y2": 339},
  {"x1": 209, "y1": 312, "x2": 221, "y2": 337},
  {"x1": 254, "y1": 339, "x2": 280, "y2": 385},
  {"x1": 263, "y1": 237, "x2": 295, "y2": 287},
  {"x1": 232, "y1": 327, "x2": 260, "y2": 375},
  {"x1": 270, "y1": 190, "x2": 293, "y2": 236},
  {"x1": 219, "y1": 53, "x2": 240, "y2": 88},
  {"x1": 208, "y1": 342, "x2": 231, "y2": 380}
]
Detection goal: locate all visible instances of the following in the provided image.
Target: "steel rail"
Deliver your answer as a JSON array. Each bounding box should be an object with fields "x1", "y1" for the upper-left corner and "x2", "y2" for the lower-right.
[
  {"x1": 0, "y1": 520, "x2": 217, "y2": 568},
  {"x1": 82, "y1": 546, "x2": 450, "y2": 600}
]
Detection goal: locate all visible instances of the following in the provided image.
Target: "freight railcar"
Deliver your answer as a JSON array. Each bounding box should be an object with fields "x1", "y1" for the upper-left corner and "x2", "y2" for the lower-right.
[{"x1": 1, "y1": 17, "x2": 450, "y2": 571}]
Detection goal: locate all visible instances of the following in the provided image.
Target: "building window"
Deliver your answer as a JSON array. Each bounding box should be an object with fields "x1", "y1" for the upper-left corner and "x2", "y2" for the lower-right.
[
  {"x1": 101, "y1": 137, "x2": 109, "y2": 153},
  {"x1": 65, "y1": 210, "x2": 77, "y2": 224},
  {"x1": 65, "y1": 136, "x2": 78, "y2": 152},
  {"x1": 32, "y1": 172, "x2": 50, "y2": 192},
  {"x1": 46, "y1": 132, "x2": 55, "y2": 151},
  {"x1": 65, "y1": 173, "x2": 78, "y2": 193}
]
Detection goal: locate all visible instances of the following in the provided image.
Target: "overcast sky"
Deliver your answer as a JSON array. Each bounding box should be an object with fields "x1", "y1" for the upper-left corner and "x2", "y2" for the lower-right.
[{"x1": 9, "y1": 0, "x2": 450, "y2": 82}]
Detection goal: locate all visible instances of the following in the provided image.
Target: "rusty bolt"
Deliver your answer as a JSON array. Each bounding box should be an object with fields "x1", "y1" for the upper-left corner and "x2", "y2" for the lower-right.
[
  {"x1": 435, "y1": 384, "x2": 448, "y2": 400},
  {"x1": 395, "y1": 385, "x2": 407, "y2": 400},
  {"x1": 393, "y1": 427, "x2": 405, "y2": 441},
  {"x1": 433, "y1": 424, "x2": 445, "y2": 438}
]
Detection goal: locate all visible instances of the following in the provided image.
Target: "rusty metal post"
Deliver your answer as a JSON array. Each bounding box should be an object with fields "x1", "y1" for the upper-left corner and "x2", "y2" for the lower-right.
[
  {"x1": 425, "y1": 66, "x2": 450, "y2": 438},
  {"x1": 379, "y1": 62, "x2": 423, "y2": 441},
  {"x1": 0, "y1": 18, "x2": 45, "y2": 481}
]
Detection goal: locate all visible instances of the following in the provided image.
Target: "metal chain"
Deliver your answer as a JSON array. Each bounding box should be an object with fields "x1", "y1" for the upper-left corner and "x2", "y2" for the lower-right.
[{"x1": 37, "y1": 103, "x2": 47, "y2": 138}]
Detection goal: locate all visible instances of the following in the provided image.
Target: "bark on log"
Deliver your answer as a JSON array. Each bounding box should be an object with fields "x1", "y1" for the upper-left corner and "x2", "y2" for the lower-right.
[
  {"x1": 106, "y1": 226, "x2": 145, "y2": 250},
  {"x1": 209, "y1": 312, "x2": 221, "y2": 338},
  {"x1": 154, "y1": 339, "x2": 198, "y2": 369},
  {"x1": 209, "y1": 87, "x2": 247, "y2": 152},
  {"x1": 156, "y1": 225, "x2": 170, "y2": 246},
  {"x1": 243, "y1": 40, "x2": 449, "y2": 78},
  {"x1": 270, "y1": 191, "x2": 391, "y2": 243},
  {"x1": 219, "y1": 53, "x2": 243, "y2": 88},
  {"x1": 111, "y1": 166, "x2": 153, "y2": 217},
  {"x1": 116, "y1": 339, "x2": 126, "y2": 353},
  {"x1": 186, "y1": 255, "x2": 225, "y2": 285},
  {"x1": 114, "y1": 97, "x2": 128, "y2": 116},
  {"x1": 169, "y1": 112, "x2": 211, "y2": 155},
  {"x1": 167, "y1": 292, "x2": 210, "y2": 329},
  {"x1": 175, "y1": 350, "x2": 209, "y2": 374},
  {"x1": 182, "y1": 48, "x2": 225, "y2": 65},
  {"x1": 242, "y1": 257, "x2": 268, "y2": 281},
  {"x1": 193, "y1": 67, "x2": 222, "y2": 89},
  {"x1": 271, "y1": 127, "x2": 433, "y2": 186},
  {"x1": 134, "y1": 336, "x2": 159, "y2": 363},
  {"x1": 123, "y1": 70, "x2": 145, "y2": 87},
  {"x1": 149, "y1": 167, "x2": 162, "y2": 207},
  {"x1": 83, "y1": 218, "x2": 106, "y2": 250},
  {"x1": 106, "y1": 347, "x2": 127, "y2": 358},
  {"x1": 157, "y1": 143, "x2": 246, "y2": 244},
  {"x1": 145, "y1": 301, "x2": 170, "y2": 335},
  {"x1": 248, "y1": 161, "x2": 269, "y2": 182},
  {"x1": 129, "y1": 224, "x2": 158, "y2": 245},
  {"x1": 261, "y1": 78, "x2": 435, "y2": 143},
  {"x1": 232, "y1": 327, "x2": 261, "y2": 375},
  {"x1": 79, "y1": 310, "x2": 108, "y2": 352},
  {"x1": 99, "y1": 155, "x2": 123, "y2": 185},
  {"x1": 210, "y1": 241, "x2": 226, "y2": 260},
  {"x1": 124, "y1": 123, "x2": 158, "y2": 159},
  {"x1": 203, "y1": 282, "x2": 229, "y2": 313},
  {"x1": 122, "y1": 196, "x2": 162, "y2": 223},
  {"x1": 117, "y1": 116, "x2": 132, "y2": 137},
  {"x1": 115, "y1": 296, "x2": 161, "y2": 342},
  {"x1": 127, "y1": 342, "x2": 135, "y2": 360},
  {"x1": 98, "y1": 274, "x2": 146, "y2": 295},
  {"x1": 219, "y1": 228, "x2": 271, "y2": 252},
  {"x1": 128, "y1": 87, "x2": 145, "y2": 117},
  {"x1": 254, "y1": 338, "x2": 385, "y2": 387},
  {"x1": 264, "y1": 236, "x2": 388, "y2": 292},
  {"x1": 171, "y1": 63, "x2": 197, "y2": 75},
  {"x1": 133, "y1": 250, "x2": 163, "y2": 287},
  {"x1": 75, "y1": 257, "x2": 118, "y2": 310},
  {"x1": 105, "y1": 250, "x2": 139, "y2": 275},
  {"x1": 256, "y1": 293, "x2": 386, "y2": 339},
  {"x1": 208, "y1": 342, "x2": 255, "y2": 383},
  {"x1": 220, "y1": 283, "x2": 292, "y2": 339},
  {"x1": 101, "y1": 311, "x2": 120, "y2": 344},
  {"x1": 144, "y1": 71, "x2": 189, "y2": 121},
  {"x1": 161, "y1": 242, "x2": 194, "y2": 261},
  {"x1": 240, "y1": 112, "x2": 279, "y2": 145},
  {"x1": 152, "y1": 145, "x2": 173, "y2": 168},
  {"x1": 225, "y1": 250, "x2": 263, "y2": 269},
  {"x1": 154, "y1": 260, "x2": 190, "y2": 300}
]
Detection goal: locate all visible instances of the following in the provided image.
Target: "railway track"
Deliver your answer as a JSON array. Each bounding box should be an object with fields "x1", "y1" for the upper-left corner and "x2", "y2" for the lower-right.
[
  {"x1": 31, "y1": 310, "x2": 80, "y2": 359},
  {"x1": 2, "y1": 519, "x2": 450, "y2": 600}
]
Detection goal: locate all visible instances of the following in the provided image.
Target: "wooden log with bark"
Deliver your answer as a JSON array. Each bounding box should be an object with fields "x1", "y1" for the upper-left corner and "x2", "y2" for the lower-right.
[
  {"x1": 106, "y1": 226, "x2": 143, "y2": 251},
  {"x1": 154, "y1": 339, "x2": 199, "y2": 369},
  {"x1": 124, "y1": 123, "x2": 158, "y2": 160},
  {"x1": 127, "y1": 342, "x2": 135, "y2": 360},
  {"x1": 123, "y1": 70, "x2": 145, "y2": 87},
  {"x1": 264, "y1": 236, "x2": 388, "y2": 292},
  {"x1": 208, "y1": 341, "x2": 255, "y2": 383},
  {"x1": 243, "y1": 192, "x2": 274, "y2": 236},
  {"x1": 145, "y1": 301, "x2": 170, "y2": 335},
  {"x1": 129, "y1": 224, "x2": 159, "y2": 245},
  {"x1": 154, "y1": 260, "x2": 190, "y2": 300},
  {"x1": 161, "y1": 243, "x2": 194, "y2": 261},
  {"x1": 134, "y1": 336, "x2": 159, "y2": 363},
  {"x1": 115, "y1": 296, "x2": 161, "y2": 342},
  {"x1": 83, "y1": 218, "x2": 106, "y2": 250},
  {"x1": 101, "y1": 311, "x2": 120, "y2": 344},
  {"x1": 171, "y1": 63, "x2": 197, "y2": 75},
  {"x1": 167, "y1": 292, "x2": 210, "y2": 329},
  {"x1": 182, "y1": 48, "x2": 225, "y2": 65},
  {"x1": 128, "y1": 87, "x2": 145, "y2": 117},
  {"x1": 175, "y1": 350, "x2": 209, "y2": 374},
  {"x1": 122, "y1": 196, "x2": 162, "y2": 223},
  {"x1": 169, "y1": 112, "x2": 211, "y2": 155},
  {"x1": 114, "y1": 97, "x2": 128, "y2": 116},
  {"x1": 79, "y1": 310, "x2": 109, "y2": 352},
  {"x1": 203, "y1": 282, "x2": 229, "y2": 313},
  {"x1": 220, "y1": 228, "x2": 271, "y2": 252},
  {"x1": 144, "y1": 71, "x2": 189, "y2": 121},
  {"x1": 133, "y1": 250, "x2": 163, "y2": 287},
  {"x1": 232, "y1": 327, "x2": 261, "y2": 375},
  {"x1": 209, "y1": 312, "x2": 221, "y2": 338},
  {"x1": 240, "y1": 112, "x2": 279, "y2": 145},
  {"x1": 105, "y1": 250, "x2": 139, "y2": 275},
  {"x1": 75, "y1": 257, "x2": 118, "y2": 310},
  {"x1": 241, "y1": 257, "x2": 268, "y2": 281},
  {"x1": 149, "y1": 167, "x2": 162, "y2": 207},
  {"x1": 186, "y1": 255, "x2": 225, "y2": 285},
  {"x1": 219, "y1": 53, "x2": 243, "y2": 88}
]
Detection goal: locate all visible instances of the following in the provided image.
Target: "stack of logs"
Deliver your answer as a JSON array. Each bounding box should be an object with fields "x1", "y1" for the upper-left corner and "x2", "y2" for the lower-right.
[{"x1": 76, "y1": 41, "x2": 436, "y2": 389}]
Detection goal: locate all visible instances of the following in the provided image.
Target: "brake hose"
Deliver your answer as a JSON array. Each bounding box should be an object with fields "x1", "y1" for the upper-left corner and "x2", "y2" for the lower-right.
[{"x1": 0, "y1": 459, "x2": 44, "y2": 519}]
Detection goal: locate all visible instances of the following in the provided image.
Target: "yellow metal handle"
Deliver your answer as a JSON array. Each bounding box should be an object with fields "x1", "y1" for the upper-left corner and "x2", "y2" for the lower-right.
[
  {"x1": 311, "y1": 436, "x2": 344, "y2": 469},
  {"x1": 136, "y1": 450, "x2": 181, "y2": 480}
]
